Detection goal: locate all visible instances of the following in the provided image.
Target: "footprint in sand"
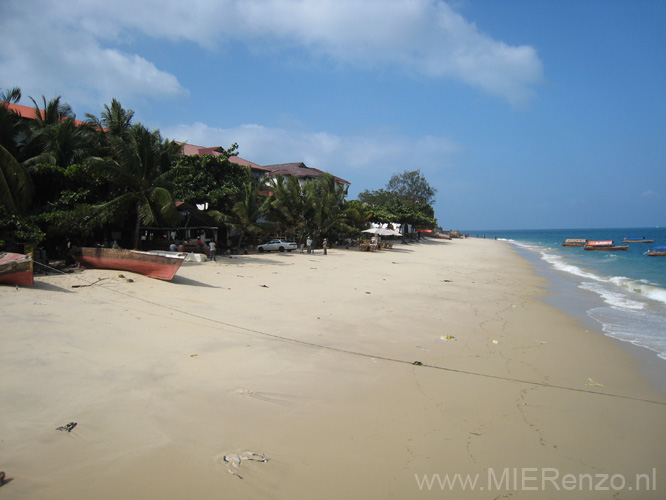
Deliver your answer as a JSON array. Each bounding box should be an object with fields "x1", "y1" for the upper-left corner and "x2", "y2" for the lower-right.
[{"x1": 238, "y1": 389, "x2": 309, "y2": 407}]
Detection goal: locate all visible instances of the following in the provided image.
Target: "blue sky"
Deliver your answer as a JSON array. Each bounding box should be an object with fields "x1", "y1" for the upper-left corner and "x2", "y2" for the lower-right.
[{"x1": 1, "y1": 0, "x2": 664, "y2": 230}]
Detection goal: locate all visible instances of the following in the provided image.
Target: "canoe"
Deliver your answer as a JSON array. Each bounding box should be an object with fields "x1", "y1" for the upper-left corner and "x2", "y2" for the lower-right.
[
  {"x1": 647, "y1": 246, "x2": 666, "y2": 257},
  {"x1": 583, "y1": 240, "x2": 628, "y2": 251},
  {"x1": 71, "y1": 247, "x2": 184, "y2": 280},
  {"x1": 562, "y1": 238, "x2": 587, "y2": 247},
  {"x1": 0, "y1": 252, "x2": 34, "y2": 286},
  {"x1": 622, "y1": 237, "x2": 654, "y2": 243}
]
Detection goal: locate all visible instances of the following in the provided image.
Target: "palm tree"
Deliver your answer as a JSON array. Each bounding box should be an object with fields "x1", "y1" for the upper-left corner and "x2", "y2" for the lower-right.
[
  {"x1": 0, "y1": 144, "x2": 33, "y2": 214},
  {"x1": 214, "y1": 180, "x2": 270, "y2": 251},
  {"x1": 0, "y1": 87, "x2": 27, "y2": 158},
  {"x1": 305, "y1": 173, "x2": 349, "y2": 243},
  {"x1": 90, "y1": 124, "x2": 184, "y2": 249},
  {"x1": 266, "y1": 175, "x2": 310, "y2": 238},
  {"x1": 20, "y1": 95, "x2": 93, "y2": 168}
]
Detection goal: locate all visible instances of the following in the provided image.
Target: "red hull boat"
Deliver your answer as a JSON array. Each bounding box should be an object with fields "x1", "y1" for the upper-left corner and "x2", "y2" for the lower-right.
[
  {"x1": 0, "y1": 252, "x2": 34, "y2": 286},
  {"x1": 583, "y1": 240, "x2": 628, "y2": 251},
  {"x1": 72, "y1": 247, "x2": 184, "y2": 280}
]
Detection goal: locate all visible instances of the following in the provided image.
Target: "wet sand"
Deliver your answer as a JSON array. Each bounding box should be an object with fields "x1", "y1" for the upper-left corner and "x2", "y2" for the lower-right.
[{"x1": 1, "y1": 238, "x2": 664, "y2": 499}]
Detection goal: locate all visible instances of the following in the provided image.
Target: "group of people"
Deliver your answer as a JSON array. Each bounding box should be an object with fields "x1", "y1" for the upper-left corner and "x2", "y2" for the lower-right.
[
  {"x1": 169, "y1": 238, "x2": 218, "y2": 261},
  {"x1": 300, "y1": 237, "x2": 328, "y2": 255}
]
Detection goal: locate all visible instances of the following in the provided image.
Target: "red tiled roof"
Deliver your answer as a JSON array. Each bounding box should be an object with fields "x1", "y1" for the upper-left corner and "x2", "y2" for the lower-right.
[
  {"x1": 229, "y1": 156, "x2": 271, "y2": 172},
  {"x1": 176, "y1": 142, "x2": 270, "y2": 171},
  {"x1": 263, "y1": 162, "x2": 350, "y2": 184},
  {"x1": 2, "y1": 102, "x2": 89, "y2": 127}
]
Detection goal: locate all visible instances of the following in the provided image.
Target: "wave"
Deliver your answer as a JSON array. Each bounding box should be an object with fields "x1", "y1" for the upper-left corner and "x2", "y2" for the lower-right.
[
  {"x1": 609, "y1": 277, "x2": 666, "y2": 306},
  {"x1": 579, "y1": 282, "x2": 645, "y2": 311},
  {"x1": 588, "y1": 307, "x2": 666, "y2": 360},
  {"x1": 539, "y1": 251, "x2": 603, "y2": 281}
]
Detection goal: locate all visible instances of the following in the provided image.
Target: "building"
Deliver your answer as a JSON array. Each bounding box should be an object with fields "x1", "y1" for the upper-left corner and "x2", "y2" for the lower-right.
[{"x1": 177, "y1": 143, "x2": 350, "y2": 186}]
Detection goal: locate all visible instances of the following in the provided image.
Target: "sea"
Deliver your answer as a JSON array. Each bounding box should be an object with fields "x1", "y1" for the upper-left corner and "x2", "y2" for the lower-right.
[{"x1": 467, "y1": 228, "x2": 666, "y2": 363}]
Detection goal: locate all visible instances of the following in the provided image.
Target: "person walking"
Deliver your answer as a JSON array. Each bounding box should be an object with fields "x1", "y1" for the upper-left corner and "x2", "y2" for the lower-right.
[
  {"x1": 306, "y1": 236, "x2": 313, "y2": 254},
  {"x1": 208, "y1": 241, "x2": 217, "y2": 261},
  {"x1": 323, "y1": 238, "x2": 328, "y2": 255}
]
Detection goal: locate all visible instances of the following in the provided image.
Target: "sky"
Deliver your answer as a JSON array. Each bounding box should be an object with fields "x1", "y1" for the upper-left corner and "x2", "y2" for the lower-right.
[{"x1": 1, "y1": 0, "x2": 664, "y2": 230}]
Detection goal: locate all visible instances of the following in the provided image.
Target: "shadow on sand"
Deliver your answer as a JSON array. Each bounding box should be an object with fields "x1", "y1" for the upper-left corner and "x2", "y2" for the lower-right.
[
  {"x1": 170, "y1": 275, "x2": 220, "y2": 288},
  {"x1": 29, "y1": 280, "x2": 77, "y2": 293}
]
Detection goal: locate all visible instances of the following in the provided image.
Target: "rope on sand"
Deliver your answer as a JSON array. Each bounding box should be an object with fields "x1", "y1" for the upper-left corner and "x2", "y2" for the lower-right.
[{"x1": 31, "y1": 262, "x2": 666, "y2": 406}]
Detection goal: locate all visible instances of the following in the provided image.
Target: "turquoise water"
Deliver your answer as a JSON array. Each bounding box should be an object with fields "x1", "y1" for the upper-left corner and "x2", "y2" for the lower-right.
[{"x1": 468, "y1": 228, "x2": 666, "y2": 361}]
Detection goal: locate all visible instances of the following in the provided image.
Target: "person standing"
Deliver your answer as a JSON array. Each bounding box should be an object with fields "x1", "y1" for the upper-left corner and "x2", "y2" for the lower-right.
[
  {"x1": 306, "y1": 236, "x2": 313, "y2": 254},
  {"x1": 208, "y1": 241, "x2": 217, "y2": 261},
  {"x1": 300, "y1": 238, "x2": 305, "y2": 254},
  {"x1": 323, "y1": 238, "x2": 328, "y2": 255}
]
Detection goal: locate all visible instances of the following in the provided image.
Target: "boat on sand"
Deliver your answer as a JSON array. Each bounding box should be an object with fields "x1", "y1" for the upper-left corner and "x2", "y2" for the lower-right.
[
  {"x1": 0, "y1": 252, "x2": 34, "y2": 286},
  {"x1": 71, "y1": 247, "x2": 184, "y2": 280},
  {"x1": 583, "y1": 240, "x2": 628, "y2": 251}
]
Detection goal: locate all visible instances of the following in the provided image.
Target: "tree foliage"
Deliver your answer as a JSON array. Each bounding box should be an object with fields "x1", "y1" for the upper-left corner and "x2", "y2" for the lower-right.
[
  {"x1": 386, "y1": 169, "x2": 437, "y2": 205},
  {"x1": 170, "y1": 151, "x2": 251, "y2": 212},
  {"x1": 358, "y1": 169, "x2": 437, "y2": 229}
]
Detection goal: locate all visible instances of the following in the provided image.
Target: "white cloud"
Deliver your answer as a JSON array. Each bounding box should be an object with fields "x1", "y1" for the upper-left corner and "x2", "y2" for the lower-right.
[
  {"x1": 0, "y1": 0, "x2": 543, "y2": 107},
  {"x1": 641, "y1": 190, "x2": 660, "y2": 199},
  {"x1": 162, "y1": 121, "x2": 461, "y2": 188},
  {"x1": 0, "y1": 0, "x2": 187, "y2": 109}
]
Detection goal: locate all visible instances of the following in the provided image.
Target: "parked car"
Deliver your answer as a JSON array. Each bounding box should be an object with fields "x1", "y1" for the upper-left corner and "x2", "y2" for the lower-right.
[{"x1": 256, "y1": 239, "x2": 298, "y2": 253}]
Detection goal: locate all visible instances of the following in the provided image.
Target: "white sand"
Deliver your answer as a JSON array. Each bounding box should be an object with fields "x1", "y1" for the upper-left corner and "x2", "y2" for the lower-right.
[{"x1": 1, "y1": 238, "x2": 664, "y2": 499}]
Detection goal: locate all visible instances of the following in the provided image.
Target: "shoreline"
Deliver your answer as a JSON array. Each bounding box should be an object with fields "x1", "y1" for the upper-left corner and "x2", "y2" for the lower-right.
[
  {"x1": 1, "y1": 238, "x2": 664, "y2": 499},
  {"x1": 508, "y1": 240, "x2": 666, "y2": 394}
]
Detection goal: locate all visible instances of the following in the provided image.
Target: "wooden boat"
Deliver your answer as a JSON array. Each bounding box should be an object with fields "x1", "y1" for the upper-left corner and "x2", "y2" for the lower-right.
[
  {"x1": 583, "y1": 240, "x2": 628, "y2": 251},
  {"x1": 647, "y1": 246, "x2": 666, "y2": 257},
  {"x1": 0, "y1": 252, "x2": 34, "y2": 285},
  {"x1": 71, "y1": 247, "x2": 184, "y2": 280},
  {"x1": 622, "y1": 236, "x2": 654, "y2": 243},
  {"x1": 562, "y1": 238, "x2": 587, "y2": 247}
]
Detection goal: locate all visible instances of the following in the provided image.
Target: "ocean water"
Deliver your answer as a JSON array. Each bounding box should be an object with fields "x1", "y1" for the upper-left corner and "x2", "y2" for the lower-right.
[{"x1": 469, "y1": 228, "x2": 666, "y2": 362}]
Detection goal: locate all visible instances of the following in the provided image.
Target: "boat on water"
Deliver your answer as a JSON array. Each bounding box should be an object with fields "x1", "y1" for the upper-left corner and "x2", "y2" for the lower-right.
[
  {"x1": 561, "y1": 238, "x2": 587, "y2": 247},
  {"x1": 71, "y1": 247, "x2": 185, "y2": 280},
  {"x1": 0, "y1": 252, "x2": 34, "y2": 286},
  {"x1": 622, "y1": 236, "x2": 654, "y2": 243},
  {"x1": 583, "y1": 240, "x2": 629, "y2": 251},
  {"x1": 647, "y1": 246, "x2": 666, "y2": 257}
]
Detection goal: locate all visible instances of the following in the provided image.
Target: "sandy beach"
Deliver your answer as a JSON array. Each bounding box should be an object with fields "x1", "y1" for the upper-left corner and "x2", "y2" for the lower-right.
[{"x1": 1, "y1": 238, "x2": 665, "y2": 499}]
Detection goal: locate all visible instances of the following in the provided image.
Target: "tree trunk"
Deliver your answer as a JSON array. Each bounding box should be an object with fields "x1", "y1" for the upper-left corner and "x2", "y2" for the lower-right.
[
  {"x1": 236, "y1": 230, "x2": 245, "y2": 252},
  {"x1": 133, "y1": 201, "x2": 141, "y2": 249}
]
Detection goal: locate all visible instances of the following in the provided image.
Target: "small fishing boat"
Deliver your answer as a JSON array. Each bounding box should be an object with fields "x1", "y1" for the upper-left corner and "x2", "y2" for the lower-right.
[
  {"x1": 622, "y1": 236, "x2": 654, "y2": 243},
  {"x1": 72, "y1": 247, "x2": 184, "y2": 280},
  {"x1": 0, "y1": 252, "x2": 34, "y2": 285},
  {"x1": 583, "y1": 240, "x2": 628, "y2": 251},
  {"x1": 647, "y1": 246, "x2": 666, "y2": 257},
  {"x1": 561, "y1": 238, "x2": 587, "y2": 247}
]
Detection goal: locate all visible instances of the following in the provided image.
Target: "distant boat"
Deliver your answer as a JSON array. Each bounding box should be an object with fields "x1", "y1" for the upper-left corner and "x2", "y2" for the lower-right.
[
  {"x1": 622, "y1": 236, "x2": 654, "y2": 243},
  {"x1": 647, "y1": 246, "x2": 666, "y2": 257},
  {"x1": 562, "y1": 238, "x2": 587, "y2": 247},
  {"x1": 0, "y1": 252, "x2": 34, "y2": 286},
  {"x1": 583, "y1": 240, "x2": 628, "y2": 251},
  {"x1": 72, "y1": 247, "x2": 184, "y2": 280}
]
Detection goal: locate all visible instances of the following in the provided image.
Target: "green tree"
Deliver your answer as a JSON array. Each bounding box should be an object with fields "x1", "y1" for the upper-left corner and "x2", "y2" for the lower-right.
[
  {"x1": 304, "y1": 173, "x2": 349, "y2": 243},
  {"x1": 266, "y1": 175, "x2": 310, "y2": 239},
  {"x1": 0, "y1": 144, "x2": 33, "y2": 214},
  {"x1": 358, "y1": 169, "x2": 438, "y2": 230},
  {"x1": 0, "y1": 87, "x2": 27, "y2": 158},
  {"x1": 170, "y1": 150, "x2": 251, "y2": 212},
  {"x1": 215, "y1": 180, "x2": 270, "y2": 251},
  {"x1": 386, "y1": 169, "x2": 437, "y2": 205},
  {"x1": 90, "y1": 124, "x2": 184, "y2": 249}
]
